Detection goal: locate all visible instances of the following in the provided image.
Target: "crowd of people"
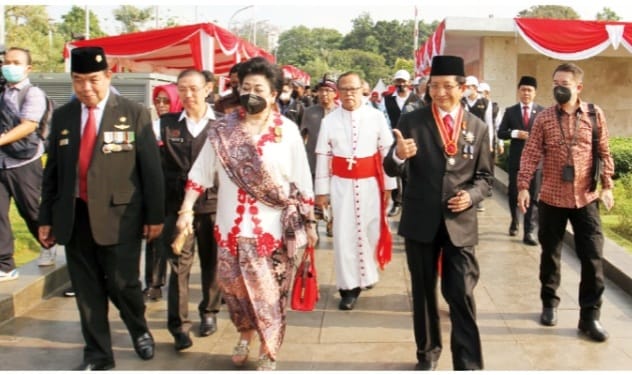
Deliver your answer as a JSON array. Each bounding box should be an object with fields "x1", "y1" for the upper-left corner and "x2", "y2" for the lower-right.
[{"x1": 0, "y1": 42, "x2": 616, "y2": 371}]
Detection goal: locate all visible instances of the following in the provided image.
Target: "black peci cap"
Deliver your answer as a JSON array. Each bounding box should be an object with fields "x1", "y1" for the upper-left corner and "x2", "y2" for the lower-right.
[
  {"x1": 430, "y1": 55, "x2": 465, "y2": 77},
  {"x1": 518, "y1": 75, "x2": 537, "y2": 89},
  {"x1": 71, "y1": 46, "x2": 108, "y2": 74}
]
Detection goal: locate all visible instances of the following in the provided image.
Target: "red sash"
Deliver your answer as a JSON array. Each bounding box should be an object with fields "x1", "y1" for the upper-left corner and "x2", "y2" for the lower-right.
[{"x1": 331, "y1": 153, "x2": 392, "y2": 269}]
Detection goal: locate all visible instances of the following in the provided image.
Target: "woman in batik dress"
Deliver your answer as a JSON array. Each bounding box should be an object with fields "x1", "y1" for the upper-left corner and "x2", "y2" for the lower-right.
[{"x1": 176, "y1": 57, "x2": 318, "y2": 371}]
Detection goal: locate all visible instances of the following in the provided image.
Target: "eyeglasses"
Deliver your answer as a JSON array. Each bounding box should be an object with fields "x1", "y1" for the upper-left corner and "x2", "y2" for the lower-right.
[
  {"x1": 338, "y1": 87, "x2": 361, "y2": 94},
  {"x1": 154, "y1": 97, "x2": 170, "y2": 104},
  {"x1": 177, "y1": 86, "x2": 205, "y2": 94},
  {"x1": 428, "y1": 84, "x2": 459, "y2": 92}
]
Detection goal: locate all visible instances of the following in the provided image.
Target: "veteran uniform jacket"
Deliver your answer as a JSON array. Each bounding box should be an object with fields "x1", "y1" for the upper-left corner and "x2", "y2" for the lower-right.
[{"x1": 39, "y1": 94, "x2": 165, "y2": 245}]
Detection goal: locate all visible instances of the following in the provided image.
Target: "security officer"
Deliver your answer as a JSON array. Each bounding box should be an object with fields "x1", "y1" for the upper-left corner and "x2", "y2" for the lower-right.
[{"x1": 159, "y1": 69, "x2": 222, "y2": 351}]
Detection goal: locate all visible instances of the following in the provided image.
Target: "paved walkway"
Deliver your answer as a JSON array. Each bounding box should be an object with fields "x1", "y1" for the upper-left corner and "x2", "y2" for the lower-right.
[{"x1": 0, "y1": 186, "x2": 632, "y2": 370}]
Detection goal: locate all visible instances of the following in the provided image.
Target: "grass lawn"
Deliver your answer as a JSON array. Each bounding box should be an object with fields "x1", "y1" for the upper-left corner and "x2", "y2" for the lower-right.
[
  {"x1": 10, "y1": 201, "x2": 40, "y2": 267},
  {"x1": 601, "y1": 214, "x2": 632, "y2": 254}
]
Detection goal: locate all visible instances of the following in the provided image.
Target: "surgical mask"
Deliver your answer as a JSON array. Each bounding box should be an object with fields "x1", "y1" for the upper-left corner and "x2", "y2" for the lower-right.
[
  {"x1": 1, "y1": 64, "x2": 26, "y2": 83},
  {"x1": 553, "y1": 86, "x2": 572, "y2": 105},
  {"x1": 396, "y1": 84, "x2": 406, "y2": 94},
  {"x1": 279, "y1": 92, "x2": 291, "y2": 102},
  {"x1": 239, "y1": 93, "x2": 267, "y2": 115},
  {"x1": 463, "y1": 88, "x2": 474, "y2": 97}
]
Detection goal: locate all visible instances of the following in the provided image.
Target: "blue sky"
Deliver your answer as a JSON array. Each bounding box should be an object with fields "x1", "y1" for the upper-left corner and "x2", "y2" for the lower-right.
[{"x1": 41, "y1": 0, "x2": 632, "y2": 36}]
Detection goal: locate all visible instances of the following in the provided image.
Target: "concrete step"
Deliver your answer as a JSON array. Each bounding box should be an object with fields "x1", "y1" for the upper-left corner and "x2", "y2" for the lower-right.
[{"x1": 0, "y1": 248, "x2": 69, "y2": 323}]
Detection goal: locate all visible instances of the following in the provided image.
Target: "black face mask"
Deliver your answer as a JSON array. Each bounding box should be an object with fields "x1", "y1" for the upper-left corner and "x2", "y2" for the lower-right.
[
  {"x1": 396, "y1": 84, "x2": 407, "y2": 94},
  {"x1": 553, "y1": 86, "x2": 572, "y2": 105},
  {"x1": 239, "y1": 93, "x2": 267, "y2": 115}
]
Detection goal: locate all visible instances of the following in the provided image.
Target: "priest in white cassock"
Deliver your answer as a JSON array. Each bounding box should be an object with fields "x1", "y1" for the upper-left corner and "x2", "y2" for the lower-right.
[{"x1": 314, "y1": 71, "x2": 397, "y2": 311}]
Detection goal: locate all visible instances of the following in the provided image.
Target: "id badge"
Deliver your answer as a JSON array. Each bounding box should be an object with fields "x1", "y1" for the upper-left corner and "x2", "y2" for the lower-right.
[{"x1": 562, "y1": 165, "x2": 575, "y2": 182}]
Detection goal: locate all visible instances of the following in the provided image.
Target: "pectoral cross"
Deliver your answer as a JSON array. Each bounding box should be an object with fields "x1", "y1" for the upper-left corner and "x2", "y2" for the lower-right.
[{"x1": 346, "y1": 157, "x2": 357, "y2": 170}]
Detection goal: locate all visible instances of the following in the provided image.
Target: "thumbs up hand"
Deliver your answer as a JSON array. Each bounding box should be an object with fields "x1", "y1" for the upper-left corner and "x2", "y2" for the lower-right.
[{"x1": 393, "y1": 129, "x2": 417, "y2": 160}]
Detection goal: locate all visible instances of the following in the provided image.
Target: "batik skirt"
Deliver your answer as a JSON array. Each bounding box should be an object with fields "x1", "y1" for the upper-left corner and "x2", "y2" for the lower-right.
[{"x1": 217, "y1": 237, "x2": 294, "y2": 360}]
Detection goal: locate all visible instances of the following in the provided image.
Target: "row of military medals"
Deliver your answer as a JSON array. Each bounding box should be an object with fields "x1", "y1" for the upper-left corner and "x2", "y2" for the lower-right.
[
  {"x1": 431, "y1": 105, "x2": 475, "y2": 166},
  {"x1": 103, "y1": 117, "x2": 135, "y2": 154}
]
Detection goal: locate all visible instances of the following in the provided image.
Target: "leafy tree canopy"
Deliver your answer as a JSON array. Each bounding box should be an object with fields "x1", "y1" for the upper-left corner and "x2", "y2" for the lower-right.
[
  {"x1": 59, "y1": 5, "x2": 107, "y2": 40},
  {"x1": 517, "y1": 5, "x2": 580, "y2": 19},
  {"x1": 596, "y1": 7, "x2": 621, "y2": 21},
  {"x1": 113, "y1": 5, "x2": 153, "y2": 33}
]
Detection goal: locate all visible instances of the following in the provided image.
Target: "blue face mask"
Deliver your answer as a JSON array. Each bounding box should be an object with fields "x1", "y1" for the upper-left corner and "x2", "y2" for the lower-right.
[{"x1": 1, "y1": 64, "x2": 26, "y2": 83}]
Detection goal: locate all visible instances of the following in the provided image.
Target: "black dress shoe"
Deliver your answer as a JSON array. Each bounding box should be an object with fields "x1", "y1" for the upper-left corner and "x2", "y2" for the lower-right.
[
  {"x1": 143, "y1": 287, "x2": 162, "y2": 301},
  {"x1": 133, "y1": 332, "x2": 155, "y2": 360},
  {"x1": 415, "y1": 359, "x2": 437, "y2": 371},
  {"x1": 578, "y1": 319, "x2": 609, "y2": 342},
  {"x1": 523, "y1": 233, "x2": 538, "y2": 246},
  {"x1": 509, "y1": 227, "x2": 518, "y2": 237},
  {"x1": 540, "y1": 307, "x2": 558, "y2": 326},
  {"x1": 339, "y1": 295, "x2": 357, "y2": 310},
  {"x1": 199, "y1": 315, "x2": 217, "y2": 337},
  {"x1": 73, "y1": 360, "x2": 115, "y2": 370},
  {"x1": 173, "y1": 331, "x2": 193, "y2": 351},
  {"x1": 388, "y1": 204, "x2": 401, "y2": 217}
]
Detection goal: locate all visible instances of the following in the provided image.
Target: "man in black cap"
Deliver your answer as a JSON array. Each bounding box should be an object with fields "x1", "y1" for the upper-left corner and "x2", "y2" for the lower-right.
[
  {"x1": 497, "y1": 76, "x2": 545, "y2": 245},
  {"x1": 384, "y1": 55, "x2": 492, "y2": 370},
  {"x1": 38, "y1": 46, "x2": 165, "y2": 370}
]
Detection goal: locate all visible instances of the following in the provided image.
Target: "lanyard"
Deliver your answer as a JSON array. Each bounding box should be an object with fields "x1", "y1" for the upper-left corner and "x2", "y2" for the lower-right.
[{"x1": 555, "y1": 107, "x2": 582, "y2": 164}]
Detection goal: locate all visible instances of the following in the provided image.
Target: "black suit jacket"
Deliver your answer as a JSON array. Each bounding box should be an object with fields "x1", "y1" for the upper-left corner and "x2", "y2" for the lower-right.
[
  {"x1": 384, "y1": 107, "x2": 493, "y2": 247},
  {"x1": 497, "y1": 102, "x2": 545, "y2": 172},
  {"x1": 384, "y1": 92, "x2": 420, "y2": 129},
  {"x1": 40, "y1": 94, "x2": 165, "y2": 245}
]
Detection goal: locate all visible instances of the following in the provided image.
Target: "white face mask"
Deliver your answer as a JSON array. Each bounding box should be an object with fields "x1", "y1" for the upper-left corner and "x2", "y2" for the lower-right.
[
  {"x1": 463, "y1": 88, "x2": 475, "y2": 98},
  {"x1": 279, "y1": 92, "x2": 291, "y2": 102}
]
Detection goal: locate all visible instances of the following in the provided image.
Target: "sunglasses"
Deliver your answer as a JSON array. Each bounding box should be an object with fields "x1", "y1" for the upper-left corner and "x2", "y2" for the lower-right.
[{"x1": 154, "y1": 97, "x2": 170, "y2": 104}]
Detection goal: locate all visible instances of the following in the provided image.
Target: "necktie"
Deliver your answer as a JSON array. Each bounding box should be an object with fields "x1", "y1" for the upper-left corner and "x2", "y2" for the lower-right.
[
  {"x1": 523, "y1": 105, "x2": 530, "y2": 128},
  {"x1": 79, "y1": 107, "x2": 97, "y2": 201},
  {"x1": 443, "y1": 114, "x2": 454, "y2": 138}
]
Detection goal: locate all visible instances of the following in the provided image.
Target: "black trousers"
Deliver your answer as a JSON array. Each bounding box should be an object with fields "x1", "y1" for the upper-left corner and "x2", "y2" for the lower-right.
[
  {"x1": 0, "y1": 159, "x2": 41, "y2": 271},
  {"x1": 508, "y1": 168, "x2": 542, "y2": 235},
  {"x1": 66, "y1": 199, "x2": 148, "y2": 364},
  {"x1": 165, "y1": 212, "x2": 221, "y2": 335},
  {"x1": 538, "y1": 201, "x2": 605, "y2": 319},
  {"x1": 144, "y1": 235, "x2": 167, "y2": 289},
  {"x1": 404, "y1": 221, "x2": 483, "y2": 370}
]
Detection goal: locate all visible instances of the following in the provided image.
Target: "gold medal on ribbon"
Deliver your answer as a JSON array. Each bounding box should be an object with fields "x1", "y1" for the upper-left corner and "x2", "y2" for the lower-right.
[{"x1": 431, "y1": 104, "x2": 463, "y2": 158}]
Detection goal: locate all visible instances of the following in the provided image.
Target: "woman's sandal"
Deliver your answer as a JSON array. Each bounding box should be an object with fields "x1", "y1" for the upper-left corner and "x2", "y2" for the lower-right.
[
  {"x1": 256, "y1": 353, "x2": 277, "y2": 371},
  {"x1": 231, "y1": 340, "x2": 250, "y2": 367}
]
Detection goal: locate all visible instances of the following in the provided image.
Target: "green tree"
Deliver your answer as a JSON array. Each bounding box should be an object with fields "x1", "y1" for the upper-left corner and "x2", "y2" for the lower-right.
[
  {"x1": 113, "y1": 5, "x2": 153, "y2": 33},
  {"x1": 341, "y1": 13, "x2": 379, "y2": 54},
  {"x1": 517, "y1": 5, "x2": 580, "y2": 19},
  {"x1": 275, "y1": 26, "x2": 342, "y2": 67},
  {"x1": 4, "y1": 5, "x2": 64, "y2": 72},
  {"x1": 596, "y1": 7, "x2": 621, "y2": 21},
  {"x1": 59, "y1": 5, "x2": 107, "y2": 41},
  {"x1": 393, "y1": 58, "x2": 414, "y2": 75},
  {"x1": 328, "y1": 49, "x2": 389, "y2": 86}
]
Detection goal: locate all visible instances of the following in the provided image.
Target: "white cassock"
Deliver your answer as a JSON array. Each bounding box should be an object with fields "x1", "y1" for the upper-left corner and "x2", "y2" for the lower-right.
[{"x1": 314, "y1": 105, "x2": 397, "y2": 290}]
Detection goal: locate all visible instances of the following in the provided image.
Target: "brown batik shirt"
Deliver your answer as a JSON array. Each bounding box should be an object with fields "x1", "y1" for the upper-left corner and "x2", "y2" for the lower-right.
[{"x1": 517, "y1": 100, "x2": 614, "y2": 209}]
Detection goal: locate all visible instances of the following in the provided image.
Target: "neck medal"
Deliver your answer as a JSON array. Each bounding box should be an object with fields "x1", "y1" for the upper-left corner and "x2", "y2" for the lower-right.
[{"x1": 432, "y1": 104, "x2": 463, "y2": 165}]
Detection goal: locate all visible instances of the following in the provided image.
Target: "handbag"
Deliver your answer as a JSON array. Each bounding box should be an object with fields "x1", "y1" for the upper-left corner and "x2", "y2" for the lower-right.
[{"x1": 291, "y1": 245, "x2": 319, "y2": 311}]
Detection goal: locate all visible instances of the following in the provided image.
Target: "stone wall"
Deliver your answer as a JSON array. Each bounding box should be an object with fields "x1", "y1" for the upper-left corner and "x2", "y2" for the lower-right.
[{"x1": 476, "y1": 36, "x2": 632, "y2": 136}]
